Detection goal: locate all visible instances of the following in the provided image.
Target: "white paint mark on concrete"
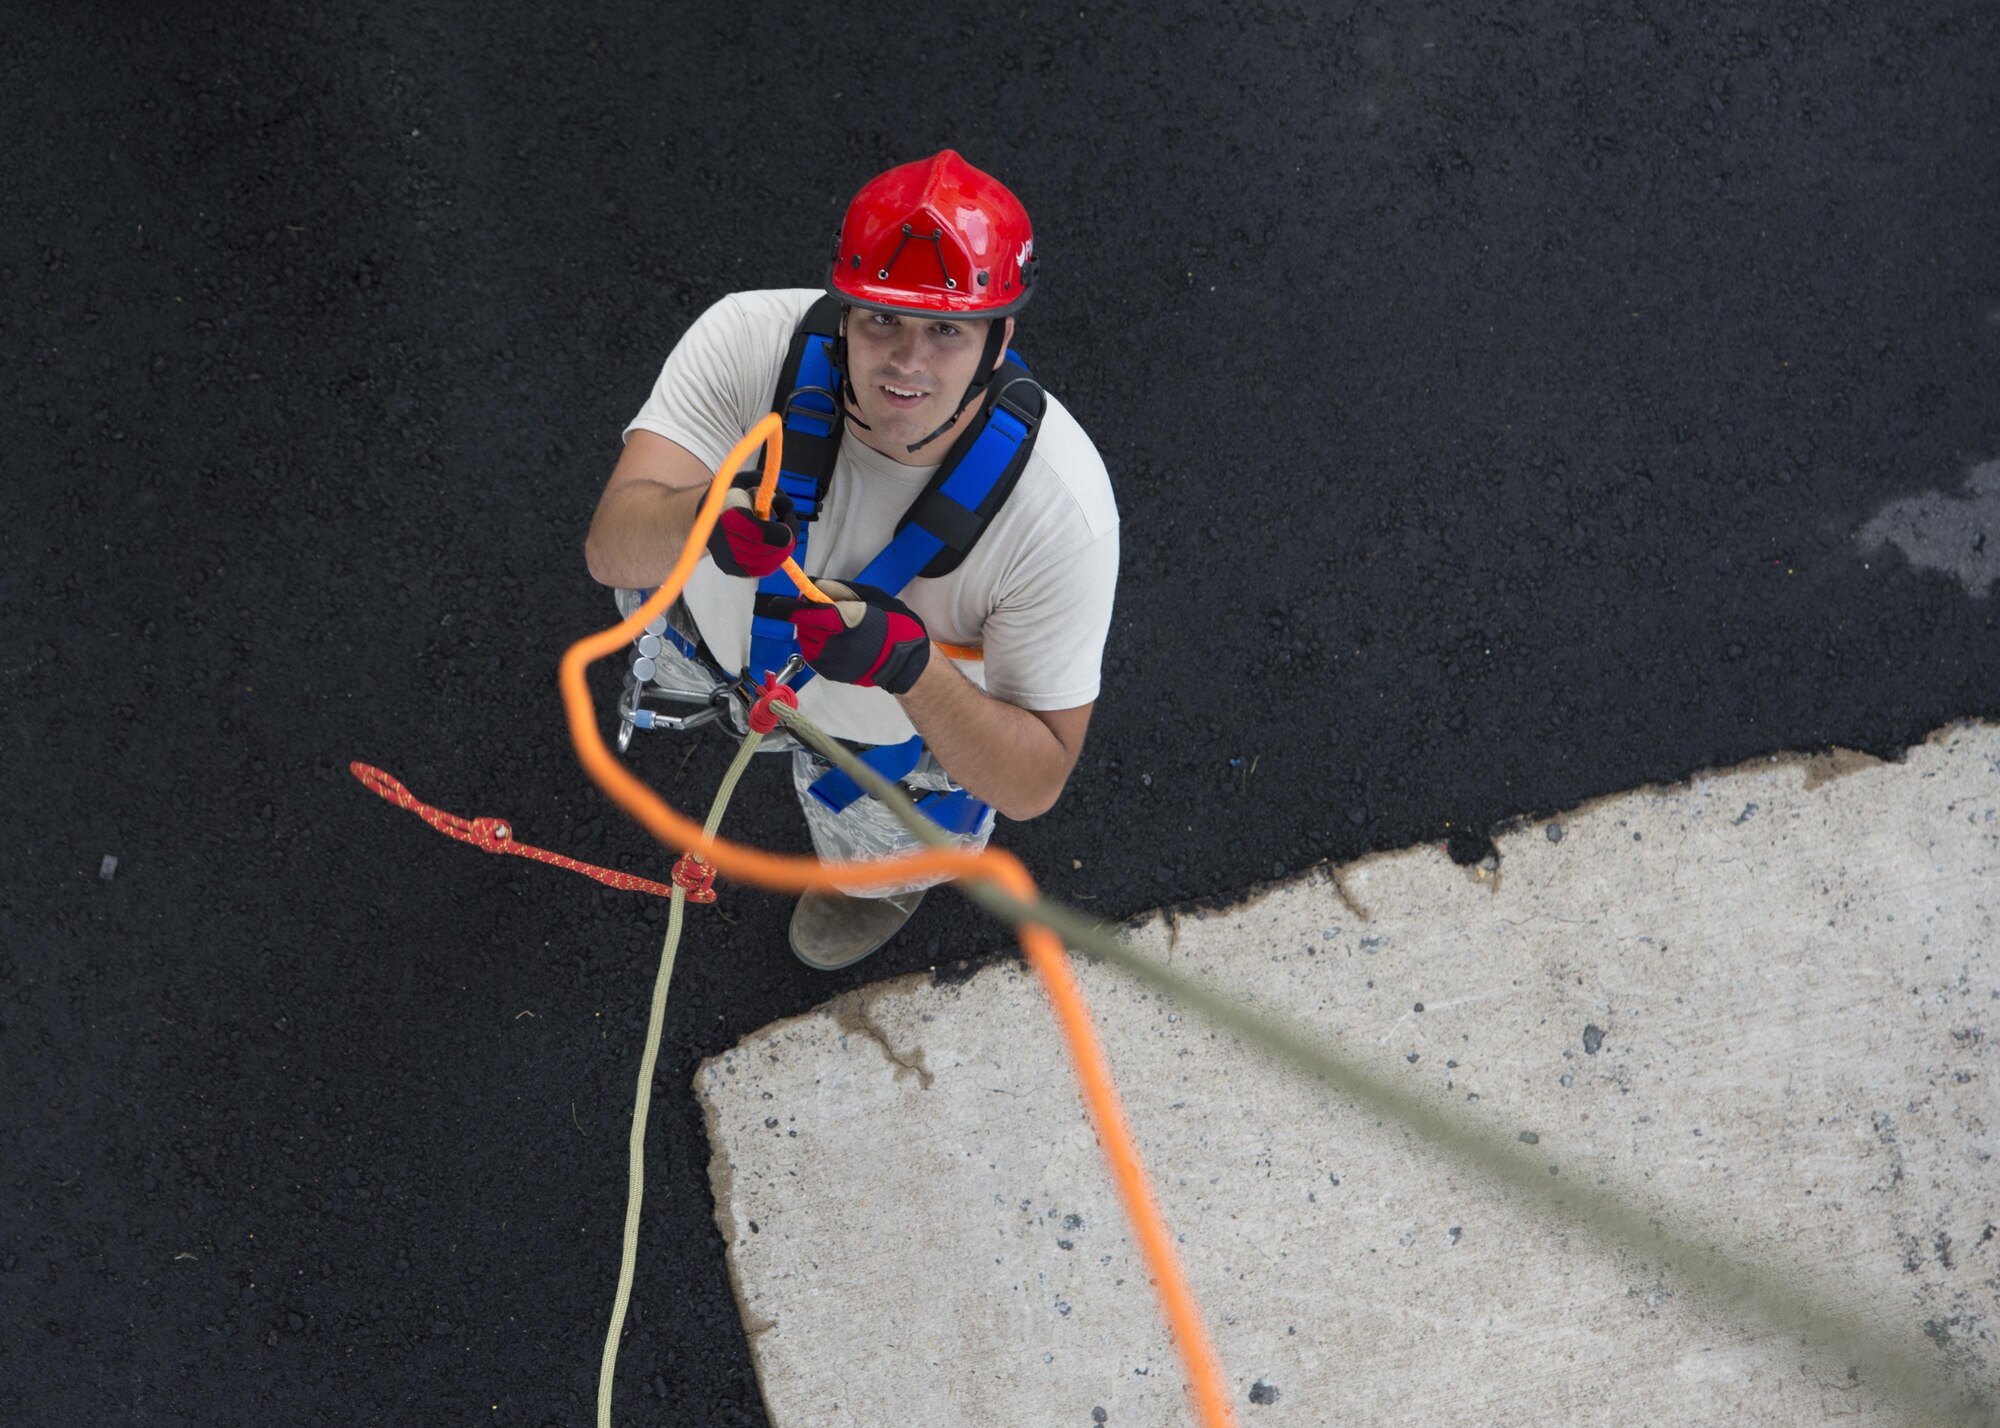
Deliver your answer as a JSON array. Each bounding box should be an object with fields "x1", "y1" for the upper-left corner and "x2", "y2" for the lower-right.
[{"x1": 1857, "y1": 456, "x2": 2000, "y2": 597}]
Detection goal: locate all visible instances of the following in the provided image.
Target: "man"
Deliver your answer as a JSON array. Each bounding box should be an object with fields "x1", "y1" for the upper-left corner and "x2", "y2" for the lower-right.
[{"x1": 585, "y1": 150, "x2": 1118, "y2": 971}]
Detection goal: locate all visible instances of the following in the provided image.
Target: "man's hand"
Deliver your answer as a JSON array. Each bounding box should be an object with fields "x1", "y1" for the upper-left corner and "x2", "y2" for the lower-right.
[
  {"x1": 767, "y1": 580, "x2": 932, "y2": 694},
  {"x1": 708, "y1": 473, "x2": 798, "y2": 578}
]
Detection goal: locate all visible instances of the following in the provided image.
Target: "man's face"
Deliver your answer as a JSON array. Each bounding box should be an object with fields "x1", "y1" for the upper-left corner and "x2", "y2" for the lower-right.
[{"x1": 841, "y1": 309, "x2": 1014, "y2": 465}]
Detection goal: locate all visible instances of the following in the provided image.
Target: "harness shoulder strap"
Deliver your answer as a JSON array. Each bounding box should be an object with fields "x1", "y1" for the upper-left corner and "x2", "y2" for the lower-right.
[
  {"x1": 851, "y1": 357, "x2": 1044, "y2": 592},
  {"x1": 746, "y1": 296, "x2": 846, "y2": 687}
]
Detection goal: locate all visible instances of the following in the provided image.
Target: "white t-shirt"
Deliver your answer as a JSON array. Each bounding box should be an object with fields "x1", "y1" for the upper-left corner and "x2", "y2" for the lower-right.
[{"x1": 624, "y1": 289, "x2": 1120, "y2": 747}]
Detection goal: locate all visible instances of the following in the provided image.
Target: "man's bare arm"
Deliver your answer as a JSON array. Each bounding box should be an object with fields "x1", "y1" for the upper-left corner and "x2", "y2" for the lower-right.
[
  {"x1": 896, "y1": 657, "x2": 1092, "y2": 822},
  {"x1": 584, "y1": 431, "x2": 718, "y2": 588}
]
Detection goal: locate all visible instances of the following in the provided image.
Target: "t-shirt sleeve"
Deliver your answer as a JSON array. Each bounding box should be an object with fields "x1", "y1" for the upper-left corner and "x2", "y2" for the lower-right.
[
  {"x1": 622, "y1": 294, "x2": 778, "y2": 471},
  {"x1": 976, "y1": 520, "x2": 1121, "y2": 711}
]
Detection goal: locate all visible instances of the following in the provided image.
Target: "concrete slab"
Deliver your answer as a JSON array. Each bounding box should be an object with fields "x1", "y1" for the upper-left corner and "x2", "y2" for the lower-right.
[{"x1": 695, "y1": 723, "x2": 1999, "y2": 1426}]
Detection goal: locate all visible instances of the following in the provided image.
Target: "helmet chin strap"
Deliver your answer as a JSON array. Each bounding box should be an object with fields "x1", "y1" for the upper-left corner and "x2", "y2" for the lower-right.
[{"x1": 830, "y1": 319, "x2": 872, "y2": 432}]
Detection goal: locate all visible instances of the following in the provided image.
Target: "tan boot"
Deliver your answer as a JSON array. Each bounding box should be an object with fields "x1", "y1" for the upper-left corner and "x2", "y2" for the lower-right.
[{"x1": 788, "y1": 888, "x2": 926, "y2": 971}]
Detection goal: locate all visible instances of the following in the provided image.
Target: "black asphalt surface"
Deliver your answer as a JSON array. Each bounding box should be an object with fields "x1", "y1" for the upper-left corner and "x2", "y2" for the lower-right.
[{"x1": 6, "y1": 3, "x2": 1998, "y2": 1423}]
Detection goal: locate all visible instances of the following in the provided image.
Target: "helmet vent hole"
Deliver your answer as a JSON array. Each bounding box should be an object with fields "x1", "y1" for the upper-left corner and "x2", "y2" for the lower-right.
[
  {"x1": 976, "y1": 272, "x2": 988, "y2": 286},
  {"x1": 944, "y1": 278, "x2": 957, "y2": 289}
]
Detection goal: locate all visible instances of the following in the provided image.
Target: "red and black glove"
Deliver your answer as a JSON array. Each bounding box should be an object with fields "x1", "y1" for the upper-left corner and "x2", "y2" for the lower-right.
[
  {"x1": 707, "y1": 473, "x2": 798, "y2": 578},
  {"x1": 766, "y1": 580, "x2": 932, "y2": 695}
]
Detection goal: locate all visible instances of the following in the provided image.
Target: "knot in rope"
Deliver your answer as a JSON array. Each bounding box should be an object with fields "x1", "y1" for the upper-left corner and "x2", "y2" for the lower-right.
[
  {"x1": 670, "y1": 853, "x2": 719, "y2": 903},
  {"x1": 746, "y1": 676, "x2": 799, "y2": 734}
]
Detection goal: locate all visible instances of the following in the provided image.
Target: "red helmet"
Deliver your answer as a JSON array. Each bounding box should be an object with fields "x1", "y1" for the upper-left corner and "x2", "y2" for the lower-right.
[{"x1": 828, "y1": 150, "x2": 1037, "y2": 319}]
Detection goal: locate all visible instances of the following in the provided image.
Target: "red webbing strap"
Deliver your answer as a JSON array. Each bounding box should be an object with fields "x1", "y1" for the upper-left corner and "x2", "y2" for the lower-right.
[{"x1": 349, "y1": 761, "x2": 682, "y2": 899}]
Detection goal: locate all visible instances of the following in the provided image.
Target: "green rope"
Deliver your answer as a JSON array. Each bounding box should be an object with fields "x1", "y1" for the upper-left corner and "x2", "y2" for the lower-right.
[
  {"x1": 772, "y1": 701, "x2": 1993, "y2": 1428},
  {"x1": 596, "y1": 729, "x2": 764, "y2": 1428}
]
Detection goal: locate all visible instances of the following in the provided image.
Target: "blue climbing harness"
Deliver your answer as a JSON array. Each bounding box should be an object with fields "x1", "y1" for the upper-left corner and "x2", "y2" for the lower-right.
[{"x1": 744, "y1": 294, "x2": 1044, "y2": 831}]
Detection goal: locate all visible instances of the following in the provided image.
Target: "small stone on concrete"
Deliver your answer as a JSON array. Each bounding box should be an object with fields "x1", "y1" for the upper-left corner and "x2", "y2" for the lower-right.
[
  {"x1": 98, "y1": 855, "x2": 118, "y2": 881},
  {"x1": 1249, "y1": 1378, "x2": 1280, "y2": 1405}
]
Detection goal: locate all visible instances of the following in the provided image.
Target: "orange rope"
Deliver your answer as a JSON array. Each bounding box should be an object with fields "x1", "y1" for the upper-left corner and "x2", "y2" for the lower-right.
[{"x1": 560, "y1": 413, "x2": 1237, "y2": 1427}]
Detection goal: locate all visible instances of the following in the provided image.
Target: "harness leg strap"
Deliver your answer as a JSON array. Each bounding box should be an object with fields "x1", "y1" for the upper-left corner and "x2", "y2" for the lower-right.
[
  {"x1": 807, "y1": 736, "x2": 926, "y2": 814},
  {"x1": 806, "y1": 738, "x2": 994, "y2": 835}
]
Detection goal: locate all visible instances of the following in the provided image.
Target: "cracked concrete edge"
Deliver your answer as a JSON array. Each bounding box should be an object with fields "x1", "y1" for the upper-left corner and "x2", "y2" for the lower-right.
[
  {"x1": 824, "y1": 988, "x2": 936, "y2": 1089},
  {"x1": 691, "y1": 714, "x2": 1987, "y2": 1100},
  {"x1": 688, "y1": 718, "x2": 1988, "y2": 1058},
  {"x1": 1152, "y1": 718, "x2": 1968, "y2": 933},
  {"x1": 691, "y1": 716, "x2": 1996, "y2": 1369},
  {"x1": 694, "y1": 1071, "x2": 770, "y2": 1379}
]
